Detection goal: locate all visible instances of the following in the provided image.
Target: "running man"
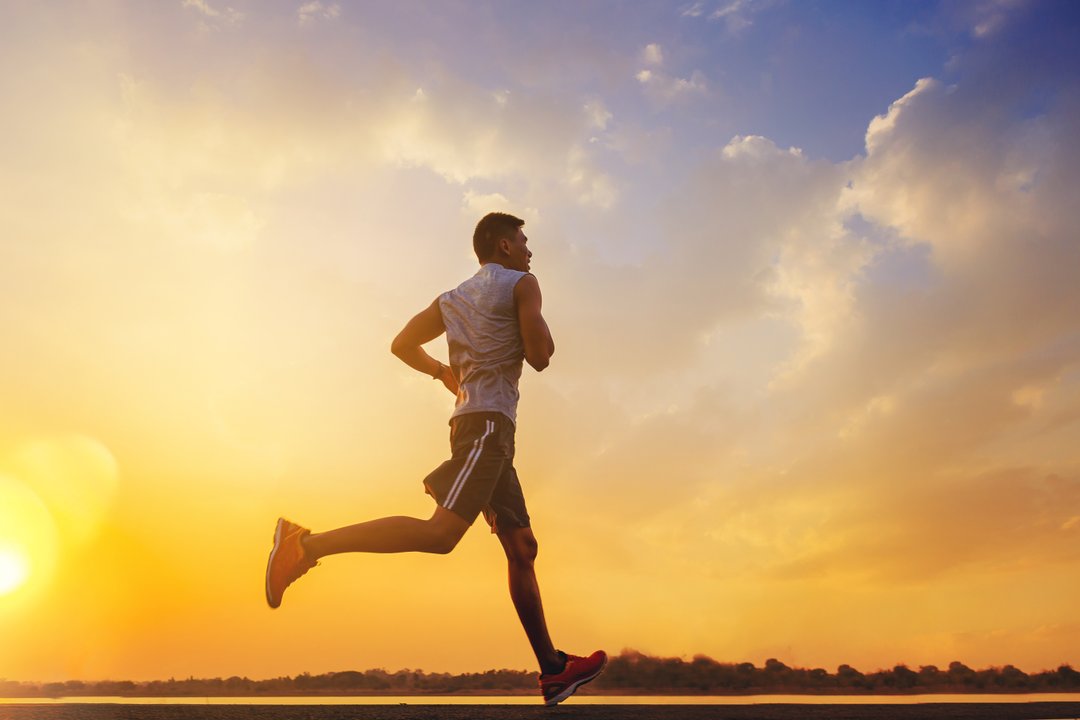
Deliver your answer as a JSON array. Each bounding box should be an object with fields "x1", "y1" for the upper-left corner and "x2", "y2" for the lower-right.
[{"x1": 265, "y1": 212, "x2": 606, "y2": 706}]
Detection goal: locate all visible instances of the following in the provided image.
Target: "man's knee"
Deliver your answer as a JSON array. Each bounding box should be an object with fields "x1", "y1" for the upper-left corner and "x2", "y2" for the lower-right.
[
  {"x1": 502, "y1": 528, "x2": 538, "y2": 565},
  {"x1": 429, "y1": 527, "x2": 463, "y2": 554},
  {"x1": 428, "y1": 508, "x2": 469, "y2": 554}
]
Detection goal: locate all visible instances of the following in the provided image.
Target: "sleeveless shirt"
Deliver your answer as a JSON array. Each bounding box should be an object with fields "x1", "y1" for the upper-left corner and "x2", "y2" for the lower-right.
[{"x1": 439, "y1": 263, "x2": 528, "y2": 425}]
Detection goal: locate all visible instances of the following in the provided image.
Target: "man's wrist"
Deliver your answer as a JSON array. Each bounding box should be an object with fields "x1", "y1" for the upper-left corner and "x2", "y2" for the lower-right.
[{"x1": 431, "y1": 361, "x2": 446, "y2": 380}]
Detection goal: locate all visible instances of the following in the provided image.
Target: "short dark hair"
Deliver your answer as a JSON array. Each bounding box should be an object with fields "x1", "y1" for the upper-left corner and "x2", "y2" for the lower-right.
[{"x1": 473, "y1": 212, "x2": 524, "y2": 261}]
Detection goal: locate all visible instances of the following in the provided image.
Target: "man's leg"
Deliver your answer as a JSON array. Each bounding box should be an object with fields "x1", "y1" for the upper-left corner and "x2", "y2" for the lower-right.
[
  {"x1": 303, "y1": 506, "x2": 469, "y2": 559},
  {"x1": 497, "y1": 525, "x2": 564, "y2": 675},
  {"x1": 266, "y1": 508, "x2": 469, "y2": 608}
]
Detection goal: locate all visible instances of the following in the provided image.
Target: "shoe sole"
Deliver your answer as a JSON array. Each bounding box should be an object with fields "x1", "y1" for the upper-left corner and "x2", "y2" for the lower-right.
[
  {"x1": 544, "y1": 654, "x2": 608, "y2": 707},
  {"x1": 265, "y1": 518, "x2": 286, "y2": 609}
]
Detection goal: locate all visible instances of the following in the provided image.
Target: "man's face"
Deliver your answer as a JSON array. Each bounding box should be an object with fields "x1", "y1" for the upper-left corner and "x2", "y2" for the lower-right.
[{"x1": 502, "y1": 228, "x2": 532, "y2": 272}]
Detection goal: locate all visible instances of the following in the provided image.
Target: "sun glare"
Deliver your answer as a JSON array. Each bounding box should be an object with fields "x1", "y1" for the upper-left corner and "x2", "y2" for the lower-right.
[
  {"x1": 0, "y1": 473, "x2": 61, "y2": 603},
  {"x1": 0, "y1": 546, "x2": 29, "y2": 596}
]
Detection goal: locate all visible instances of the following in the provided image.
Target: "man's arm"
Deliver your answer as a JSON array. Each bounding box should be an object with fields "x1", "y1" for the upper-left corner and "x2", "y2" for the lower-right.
[
  {"x1": 514, "y1": 274, "x2": 555, "y2": 372},
  {"x1": 391, "y1": 298, "x2": 458, "y2": 394}
]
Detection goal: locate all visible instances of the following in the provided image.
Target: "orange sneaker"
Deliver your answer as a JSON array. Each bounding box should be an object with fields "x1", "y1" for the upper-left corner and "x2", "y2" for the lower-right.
[
  {"x1": 539, "y1": 650, "x2": 607, "y2": 706},
  {"x1": 265, "y1": 518, "x2": 317, "y2": 609}
]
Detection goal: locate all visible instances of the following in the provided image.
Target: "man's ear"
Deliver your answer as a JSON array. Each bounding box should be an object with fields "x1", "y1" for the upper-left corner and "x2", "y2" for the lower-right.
[{"x1": 497, "y1": 237, "x2": 510, "y2": 255}]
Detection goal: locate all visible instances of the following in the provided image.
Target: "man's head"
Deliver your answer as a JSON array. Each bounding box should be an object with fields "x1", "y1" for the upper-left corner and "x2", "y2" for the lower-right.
[{"x1": 473, "y1": 212, "x2": 531, "y2": 272}]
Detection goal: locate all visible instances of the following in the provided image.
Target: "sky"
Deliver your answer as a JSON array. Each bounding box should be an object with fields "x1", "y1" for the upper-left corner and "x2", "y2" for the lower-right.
[{"x1": 1, "y1": 0, "x2": 1079, "y2": 683}]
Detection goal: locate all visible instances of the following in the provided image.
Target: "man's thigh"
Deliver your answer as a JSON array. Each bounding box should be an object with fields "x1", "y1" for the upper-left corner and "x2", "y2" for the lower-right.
[
  {"x1": 423, "y1": 413, "x2": 510, "y2": 525},
  {"x1": 483, "y1": 464, "x2": 531, "y2": 535}
]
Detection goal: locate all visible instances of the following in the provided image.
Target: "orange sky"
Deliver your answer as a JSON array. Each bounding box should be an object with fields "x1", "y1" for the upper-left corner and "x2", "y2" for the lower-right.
[{"x1": 2, "y1": 1, "x2": 1079, "y2": 683}]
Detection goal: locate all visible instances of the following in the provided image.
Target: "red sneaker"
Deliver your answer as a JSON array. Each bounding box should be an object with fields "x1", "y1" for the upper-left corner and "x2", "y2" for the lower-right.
[
  {"x1": 265, "y1": 518, "x2": 317, "y2": 609},
  {"x1": 539, "y1": 650, "x2": 607, "y2": 706}
]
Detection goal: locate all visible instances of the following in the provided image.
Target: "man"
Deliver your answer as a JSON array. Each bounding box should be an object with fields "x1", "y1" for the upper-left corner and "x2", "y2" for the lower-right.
[{"x1": 264, "y1": 212, "x2": 606, "y2": 706}]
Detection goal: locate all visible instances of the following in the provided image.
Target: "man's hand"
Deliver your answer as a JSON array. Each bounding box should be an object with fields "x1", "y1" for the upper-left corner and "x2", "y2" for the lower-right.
[{"x1": 436, "y1": 363, "x2": 459, "y2": 396}]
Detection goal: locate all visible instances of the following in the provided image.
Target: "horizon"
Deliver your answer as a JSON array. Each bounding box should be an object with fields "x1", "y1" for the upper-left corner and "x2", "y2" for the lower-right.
[
  {"x1": 2, "y1": 0, "x2": 1080, "y2": 684},
  {"x1": 5, "y1": 649, "x2": 1079, "y2": 687}
]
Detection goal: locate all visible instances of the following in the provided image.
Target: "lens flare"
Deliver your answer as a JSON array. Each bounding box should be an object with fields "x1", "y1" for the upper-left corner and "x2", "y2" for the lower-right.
[
  {"x1": 7, "y1": 435, "x2": 118, "y2": 547},
  {"x1": 0, "y1": 473, "x2": 59, "y2": 604},
  {"x1": 0, "y1": 546, "x2": 30, "y2": 596}
]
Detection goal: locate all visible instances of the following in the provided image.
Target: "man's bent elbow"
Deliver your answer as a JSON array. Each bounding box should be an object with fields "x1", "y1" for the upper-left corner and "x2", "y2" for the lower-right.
[{"x1": 526, "y1": 354, "x2": 551, "y2": 372}]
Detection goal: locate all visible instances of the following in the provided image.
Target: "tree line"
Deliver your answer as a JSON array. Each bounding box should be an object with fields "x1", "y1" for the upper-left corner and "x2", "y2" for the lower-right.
[{"x1": 3, "y1": 650, "x2": 1079, "y2": 697}]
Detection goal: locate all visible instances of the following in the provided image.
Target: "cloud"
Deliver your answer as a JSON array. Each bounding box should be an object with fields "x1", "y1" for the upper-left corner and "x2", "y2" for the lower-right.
[
  {"x1": 863, "y1": 77, "x2": 939, "y2": 156},
  {"x1": 460, "y1": 190, "x2": 540, "y2": 224},
  {"x1": 969, "y1": 0, "x2": 1027, "y2": 38},
  {"x1": 681, "y1": 2, "x2": 705, "y2": 18},
  {"x1": 642, "y1": 43, "x2": 664, "y2": 66},
  {"x1": 634, "y1": 42, "x2": 709, "y2": 106},
  {"x1": 636, "y1": 67, "x2": 708, "y2": 105},
  {"x1": 541, "y1": 5, "x2": 1080, "y2": 608},
  {"x1": 379, "y1": 80, "x2": 618, "y2": 207},
  {"x1": 565, "y1": 145, "x2": 618, "y2": 208},
  {"x1": 680, "y1": 0, "x2": 776, "y2": 33},
  {"x1": 711, "y1": 0, "x2": 755, "y2": 31},
  {"x1": 721, "y1": 134, "x2": 802, "y2": 160},
  {"x1": 181, "y1": 0, "x2": 242, "y2": 29},
  {"x1": 584, "y1": 99, "x2": 613, "y2": 131},
  {"x1": 740, "y1": 15, "x2": 1080, "y2": 586},
  {"x1": 297, "y1": 1, "x2": 341, "y2": 26}
]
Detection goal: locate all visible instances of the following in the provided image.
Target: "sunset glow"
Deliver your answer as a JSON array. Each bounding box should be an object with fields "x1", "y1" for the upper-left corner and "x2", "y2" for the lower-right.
[
  {"x1": 0, "y1": 547, "x2": 29, "y2": 596},
  {"x1": 1, "y1": 0, "x2": 1079, "y2": 686}
]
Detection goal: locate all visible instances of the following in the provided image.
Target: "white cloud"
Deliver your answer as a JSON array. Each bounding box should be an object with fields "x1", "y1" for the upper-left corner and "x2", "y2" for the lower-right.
[
  {"x1": 713, "y1": 0, "x2": 774, "y2": 33},
  {"x1": 461, "y1": 190, "x2": 509, "y2": 217},
  {"x1": 636, "y1": 67, "x2": 708, "y2": 105},
  {"x1": 604, "y1": 123, "x2": 673, "y2": 166},
  {"x1": 584, "y1": 99, "x2": 612, "y2": 130},
  {"x1": 679, "y1": 0, "x2": 776, "y2": 33},
  {"x1": 378, "y1": 79, "x2": 617, "y2": 208},
  {"x1": 681, "y1": 1, "x2": 705, "y2": 18},
  {"x1": 864, "y1": 77, "x2": 938, "y2": 155},
  {"x1": 722, "y1": 134, "x2": 803, "y2": 160},
  {"x1": 970, "y1": 0, "x2": 1025, "y2": 38},
  {"x1": 711, "y1": 0, "x2": 752, "y2": 30},
  {"x1": 635, "y1": 43, "x2": 709, "y2": 106},
  {"x1": 642, "y1": 43, "x2": 664, "y2": 66},
  {"x1": 297, "y1": 1, "x2": 341, "y2": 26},
  {"x1": 565, "y1": 145, "x2": 618, "y2": 209},
  {"x1": 181, "y1": 0, "x2": 243, "y2": 28}
]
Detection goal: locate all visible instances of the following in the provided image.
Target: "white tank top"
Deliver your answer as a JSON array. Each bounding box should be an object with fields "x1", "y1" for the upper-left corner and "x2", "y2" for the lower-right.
[{"x1": 439, "y1": 263, "x2": 528, "y2": 424}]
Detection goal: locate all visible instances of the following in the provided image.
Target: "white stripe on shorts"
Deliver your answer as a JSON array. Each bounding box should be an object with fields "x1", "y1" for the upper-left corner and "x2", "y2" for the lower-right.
[{"x1": 445, "y1": 419, "x2": 494, "y2": 510}]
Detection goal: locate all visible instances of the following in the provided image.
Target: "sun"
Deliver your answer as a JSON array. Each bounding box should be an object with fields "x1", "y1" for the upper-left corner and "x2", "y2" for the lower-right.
[
  {"x1": 0, "y1": 545, "x2": 30, "y2": 596},
  {"x1": 0, "y1": 473, "x2": 60, "y2": 603}
]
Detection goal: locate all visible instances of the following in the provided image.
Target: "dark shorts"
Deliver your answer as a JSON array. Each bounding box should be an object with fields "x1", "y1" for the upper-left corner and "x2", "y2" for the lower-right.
[{"x1": 423, "y1": 411, "x2": 531, "y2": 534}]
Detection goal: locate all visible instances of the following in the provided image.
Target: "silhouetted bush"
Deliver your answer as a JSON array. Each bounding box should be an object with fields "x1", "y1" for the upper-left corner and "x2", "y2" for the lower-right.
[{"x1": 3, "y1": 652, "x2": 1079, "y2": 697}]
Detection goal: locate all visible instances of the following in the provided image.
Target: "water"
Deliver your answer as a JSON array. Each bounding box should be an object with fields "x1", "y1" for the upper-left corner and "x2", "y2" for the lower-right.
[{"x1": 4, "y1": 694, "x2": 1080, "y2": 705}]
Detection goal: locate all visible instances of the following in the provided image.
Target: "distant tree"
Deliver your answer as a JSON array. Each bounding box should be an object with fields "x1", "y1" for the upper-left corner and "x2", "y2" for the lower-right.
[
  {"x1": 764, "y1": 658, "x2": 790, "y2": 672},
  {"x1": 997, "y1": 665, "x2": 1030, "y2": 689},
  {"x1": 836, "y1": 664, "x2": 865, "y2": 690},
  {"x1": 1052, "y1": 665, "x2": 1080, "y2": 689},
  {"x1": 948, "y1": 661, "x2": 976, "y2": 688},
  {"x1": 885, "y1": 664, "x2": 918, "y2": 690}
]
